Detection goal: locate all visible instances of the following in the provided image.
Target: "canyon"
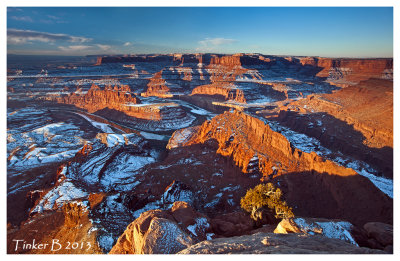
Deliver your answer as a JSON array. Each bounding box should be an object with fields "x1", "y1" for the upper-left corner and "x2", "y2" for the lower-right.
[{"x1": 7, "y1": 53, "x2": 393, "y2": 254}]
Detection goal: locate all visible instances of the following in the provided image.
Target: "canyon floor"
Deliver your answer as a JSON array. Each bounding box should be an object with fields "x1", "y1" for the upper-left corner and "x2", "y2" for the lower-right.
[{"x1": 6, "y1": 53, "x2": 393, "y2": 254}]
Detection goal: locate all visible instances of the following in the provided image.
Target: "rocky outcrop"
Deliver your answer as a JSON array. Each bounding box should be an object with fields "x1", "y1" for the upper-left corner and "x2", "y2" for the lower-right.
[
  {"x1": 298, "y1": 57, "x2": 392, "y2": 83},
  {"x1": 178, "y1": 232, "x2": 385, "y2": 254},
  {"x1": 162, "y1": 180, "x2": 194, "y2": 205},
  {"x1": 109, "y1": 202, "x2": 213, "y2": 254},
  {"x1": 276, "y1": 79, "x2": 393, "y2": 178},
  {"x1": 58, "y1": 83, "x2": 140, "y2": 112},
  {"x1": 181, "y1": 110, "x2": 357, "y2": 177},
  {"x1": 363, "y1": 222, "x2": 393, "y2": 251},
  {"x1": 191, "y1": 82, "x2": 246, "y2": 103},
  {"x1": 210, "y1": 212, "x2": 256, "y2": 237},
  {"x1": 171, "y1": 111, "x2": 392, "y2": 226},
  {"x1": 55, "y1": 83, "x2": 177, "y2": 120},
  {"x1": 141, "y1": 71, "x2": 172, "y2": 98},
  {"x1": 274, "y1": 217, "x2": 357, "y2": 245},
  {"x1": 207, "y1": 55, "x2": 249, "y2": 83},
  {"x1": 210, "y1": 54, "x2": 242, "y2": 67},
  {"x1": 55, "y1": 83, "x2": 194, "y2": 123}
]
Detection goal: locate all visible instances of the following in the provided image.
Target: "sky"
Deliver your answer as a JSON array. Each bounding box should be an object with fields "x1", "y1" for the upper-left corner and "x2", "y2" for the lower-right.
[{"x1": 7, "y1": 7, "x2": 393, "y2": 57}]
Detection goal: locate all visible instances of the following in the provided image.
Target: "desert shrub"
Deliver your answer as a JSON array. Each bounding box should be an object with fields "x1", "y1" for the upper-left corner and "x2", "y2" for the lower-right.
[{"x1": 240, "y1": 183, "x2": 294, "y2": 219}]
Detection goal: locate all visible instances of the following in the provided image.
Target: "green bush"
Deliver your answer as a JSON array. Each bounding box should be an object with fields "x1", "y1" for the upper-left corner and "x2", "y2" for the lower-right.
[{"x1": 240, "y1": 183, "x2": 294, "y2": 219}]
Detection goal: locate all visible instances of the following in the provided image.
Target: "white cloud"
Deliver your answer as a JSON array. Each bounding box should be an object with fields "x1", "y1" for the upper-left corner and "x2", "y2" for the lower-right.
[
  {"x1": 123, "y1": 42, "x2": 132, "y2": 46},
  {"x1": 58, "y1": 45, "x2": 92, "y2": 51},
  {"x1": 56, "y1": 44, "x2": 116, "y2": 55},
  {"x1": 96, "y1": 44, "x2": 112, "y2": 51},
  {"x1": 47, "y1": 15, "x2": 61, "y2": 20},
  {"x1": 197, "y1": 37, "x2": 237, "y2": 52},
  {"x1": 10, "y1": 16, "x2": 33, "y2": 22},
  {"x1": 199, "y1": 37, "x2": 237, "y2": 46},
  {"x1": 7, "y1": 29, "x2": 91, "y2": 45}
]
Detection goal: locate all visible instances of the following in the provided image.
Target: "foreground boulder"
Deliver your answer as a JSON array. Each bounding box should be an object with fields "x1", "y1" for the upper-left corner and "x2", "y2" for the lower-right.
[
  {"x1": 109, "y1": 201, "x2": 212, "y2": 254},
  {"x1": 274, "y1": 217, "x2": 357, "y2": 245},
  {"x1": 363, "y1": 222, "x2": 393, "y2": 251},
  {"x1": 178, "y1": 232, "x2": 385, "y2": 254}
]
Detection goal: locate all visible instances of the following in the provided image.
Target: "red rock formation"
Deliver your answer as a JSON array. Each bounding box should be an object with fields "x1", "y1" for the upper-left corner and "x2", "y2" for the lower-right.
[
  {"x1": 94, "y1": 56, "x2": 103, "y2": 66},
  {"x1": 187, "y1": 55, "x2": 250, "y2": 102},
  {"x1": 181, "y1": 110, "x2": 356, "y2": 177},
  {"x1": 191, "y1": 82, "x2": 246, "y2": 103},
  {"x1": 284, "y1": 79, "x2": 392, "y2": 149},
  {"x1": 171, "y1": 111, "x2": 392, "y2": 226},
  {"x1": 298, "y1": 57, "x2": 392, "y2": 83},
  {"x1": 209, "y1": 54, "x2": 242, "y2": 67},
  {"x1": 56, "y1": 83, "x2": 178, "y2": 120},
  {"x1": 141, "y1": 71, "x2": 172, "y2": 98},
  {"x1": 58, "y1": 83, "x2": 140, "y2": 112},
  {"x1": 207, "y1": 55, "x2": 248, "y2": 83}
]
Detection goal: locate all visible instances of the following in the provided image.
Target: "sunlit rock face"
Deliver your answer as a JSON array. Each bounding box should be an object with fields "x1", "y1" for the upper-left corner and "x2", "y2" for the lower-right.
[
  {"x1": 298, "y1": 57, "x2": 393, "y2": 84},
  {"x1": 170, "y1": 111, "x2": 392, "y2": 227}
]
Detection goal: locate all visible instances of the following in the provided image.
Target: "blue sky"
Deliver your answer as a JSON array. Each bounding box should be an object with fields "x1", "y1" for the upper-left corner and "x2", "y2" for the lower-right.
[{"x1": 7, "y1": 7, "x2": 393, "y2": 57}]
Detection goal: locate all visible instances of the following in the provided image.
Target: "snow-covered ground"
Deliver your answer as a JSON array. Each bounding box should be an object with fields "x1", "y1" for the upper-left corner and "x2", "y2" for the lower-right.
[
  {"x1": 100, "y1": 152, "x2": 155, "y2": 190},
  {"x1": 31, "y1": 166, "x2": 89, "y2": 214},
  {"x1": 139, "y1": 131, "x2": 169, "y2": 141},
  {"x1": 7, "y1": 115, "x2": 86, "y2": 170},
  {"x1": 73, "y1": 112, "x2": 114, "y2": 133},
  {"x1": 167, "y1": 127, "x2": 198, "y2": 149}
]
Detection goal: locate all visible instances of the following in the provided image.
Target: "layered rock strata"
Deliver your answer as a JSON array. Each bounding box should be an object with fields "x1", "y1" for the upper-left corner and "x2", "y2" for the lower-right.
[
  {"x1": 170, "y1": 110, "x2": 392, "y2": 226},
  {"x1": 141, "y1": 71, "x2": 173, "y2": 98}
]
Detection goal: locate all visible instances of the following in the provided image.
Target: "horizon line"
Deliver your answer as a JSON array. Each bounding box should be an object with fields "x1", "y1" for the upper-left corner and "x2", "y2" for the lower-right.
[{"x1": 7, "y1": 53, "x2": 394, "y2": 59}]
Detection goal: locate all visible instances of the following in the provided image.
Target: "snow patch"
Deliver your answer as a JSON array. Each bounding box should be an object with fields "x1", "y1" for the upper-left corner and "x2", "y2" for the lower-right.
[
  {"x1": 294, "y1": 218, "x2": 358, "y2": 246},
  {"x1": 32, "y1": 179, "x2": 88, "y2": 214}
]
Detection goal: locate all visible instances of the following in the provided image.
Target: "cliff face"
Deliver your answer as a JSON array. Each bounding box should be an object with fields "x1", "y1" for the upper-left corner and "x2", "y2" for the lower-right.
[
  {"x1": 58, "y1": 83, "x2": 140, "y2": 112},
  {"x1": 206, "y1": 55, "x2": 249, "y2": 83},
  {"x1": 170, "y1": 111, "x2": 392, "y2": 226},
  {"x1": 141, "y1": 71, "x2": 172, "y2": 98},
  {"x1": 191, "y1": 83, "x2": 246, "y2": 103},
  {"x1": 274, "y1": 79, "x2": 393, "y2": 178},
  {"x1": 57, "y1": 84, "x2": 172, "y2": 120},
  {"x1": 210, "y1": 54, "x2": 242, "y2": 67},
  {"x1": 188, "y1": 54, "x2": 250, "y2": 102},
  {"x1": 298, "y1": 57, "x2": 393, "y2": 83},
  {"x1": 182, "y1": 110, "x2": 356, "y2": 177}
]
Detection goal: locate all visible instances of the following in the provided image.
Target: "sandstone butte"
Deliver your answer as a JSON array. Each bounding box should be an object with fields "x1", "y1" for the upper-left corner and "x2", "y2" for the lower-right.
[
  {"x1": 141, "y1": 70, "x2": 173, "y2": 98},
  {"x1": 297, "y1": 57, "x2": 392, "y2": 84},
  {"x1": 169, "y1": 110, "x2": 392, "y2": 226},
  {"x1": 57, "y1": 83, "x2": 170, "y2": 120},
  {"x1": 286, "y1": 79, "x2": 392, "y2": 149},
  {"x1": 191, "y1": 83, "x2": 246, "y2": 103},
  {"x1": 272, "y1": 78, "x2": 393, "y2": 179},
  {"x1": 179, "y1": 110, "x2": 359, "y2": 177},
  {"x1": 190, "y1": 54, "x2": 252, "y2": 103}
]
